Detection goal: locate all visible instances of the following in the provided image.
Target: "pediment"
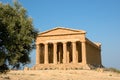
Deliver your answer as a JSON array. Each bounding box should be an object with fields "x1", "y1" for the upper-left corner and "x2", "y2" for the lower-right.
[{"x1": 38, "y1": 27, "x2": 86, "y2": 36}]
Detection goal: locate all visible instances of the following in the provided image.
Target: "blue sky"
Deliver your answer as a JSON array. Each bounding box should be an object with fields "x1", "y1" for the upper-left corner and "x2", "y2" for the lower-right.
[{"x1": 1, "y1": 0, "x2": 120, "y2": 69}]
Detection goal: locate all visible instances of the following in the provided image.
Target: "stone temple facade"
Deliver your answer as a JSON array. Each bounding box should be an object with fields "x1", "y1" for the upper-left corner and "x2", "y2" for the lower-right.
[{"x1": 34, "y1": 27, "x2": 102, "y2": 70}]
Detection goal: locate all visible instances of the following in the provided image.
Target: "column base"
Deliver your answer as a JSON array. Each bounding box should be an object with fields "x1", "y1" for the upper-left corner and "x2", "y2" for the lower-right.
[
  {"x1": 33, "y1": 64, "x2": 81, "y2": 70},
  {"x1": 31, "y1": 63, "x2": 103, "y2": 70}
]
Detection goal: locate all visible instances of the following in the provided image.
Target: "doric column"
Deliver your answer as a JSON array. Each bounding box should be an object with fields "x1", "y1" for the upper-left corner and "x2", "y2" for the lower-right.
[
  {"x1": 53, "y1": 42, "x2": 57, "y2": 64},
  {"x1": 63, "y1": 42, "x2": 67, "y2": 64},
  {"x1": 72, "y1": 41, "x2": 77, "y2": 63},
  {"x1": 44, "y1": 43, "x2": 48, "y2": 64},
  {"x1": 36, "y1": 44, "x2": 40, "y2": 64},
  {"x1": 67, "y1": 50, "x2": 69, "y2": 63},
  {"x1": 82, "y1": 41, "x2": 87, "y2": 64}
]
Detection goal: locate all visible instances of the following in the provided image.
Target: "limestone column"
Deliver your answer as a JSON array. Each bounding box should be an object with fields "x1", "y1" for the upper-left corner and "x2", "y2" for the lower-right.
[
  {"x1": 53, "y1": 42, "x2": 57, "y2": 64},
  {"x1": 44, "y1": 43, "x2": 48, "y2": 64},
  {"x1": 72, "y1": 41, "x2": 77, "y2": 63},
  {"x1": 36, "y1": 44, "x2": 40, "y2": 64},
  {"x1": 81, "y1": 41, "x2": 87, "y2": 64},
  {"x1": 67, "y1": 50, "x2": 69, "y2": 63},
  {"x1": 63, "y1": 42, "x2": 67, "y2": 64}
]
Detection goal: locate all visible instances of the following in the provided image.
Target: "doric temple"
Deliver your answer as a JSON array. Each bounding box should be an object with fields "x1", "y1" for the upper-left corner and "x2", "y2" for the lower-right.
[{"x1": 34, "y1": 27, "x2": 102, "y2": 70}]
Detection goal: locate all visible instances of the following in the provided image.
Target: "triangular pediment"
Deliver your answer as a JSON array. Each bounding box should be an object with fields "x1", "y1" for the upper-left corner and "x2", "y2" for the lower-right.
[{"x1": 38, "y1": 27, "x2": 86, "y2": 36}]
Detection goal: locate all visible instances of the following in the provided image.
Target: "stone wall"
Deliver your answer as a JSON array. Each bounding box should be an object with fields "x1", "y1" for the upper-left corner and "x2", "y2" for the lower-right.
[{"x1": 86, "y1": 41, "x2": 101, "y2": 65}]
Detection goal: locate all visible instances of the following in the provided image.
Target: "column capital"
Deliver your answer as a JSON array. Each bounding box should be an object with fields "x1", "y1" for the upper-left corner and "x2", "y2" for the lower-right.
[
  {"x1": 53, "y1": 42, "x2": 57, "y2": 44},
  {"x1": 35, "y1": 43, "x2": 40, "y2": 45},
  {"x1": 71, "y1": 41, "x2": 76, "y2": 43},
  {"x1": 62, "y1": 41, "x2": 67, "y2": 44},
  {"x1": 44, "y1": 42, "x2": 48, "y2": 45},
  {"x1": 82, "y1": 40, "x2": 86, "y2": 43}
]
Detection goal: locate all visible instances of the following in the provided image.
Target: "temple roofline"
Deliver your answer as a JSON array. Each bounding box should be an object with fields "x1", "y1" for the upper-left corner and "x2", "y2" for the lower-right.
[
  {"x1": 38, "y1": 27, "x2": 86, "y2": 36},
  {"x1": 85, "y1": 38, "x2": 101, "y2": 49}
]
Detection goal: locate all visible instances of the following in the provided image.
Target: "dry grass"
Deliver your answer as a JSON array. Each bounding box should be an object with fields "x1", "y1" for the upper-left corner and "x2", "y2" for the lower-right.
[
  {"x1": 0, "y1": 69, "x2": 120, "y2": 80},
  {"x1": 106, "y1": 68, "x2": 120, "y2": 73}
]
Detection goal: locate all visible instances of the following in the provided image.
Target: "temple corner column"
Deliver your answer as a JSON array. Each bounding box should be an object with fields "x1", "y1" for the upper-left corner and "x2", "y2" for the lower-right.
[
  {"x1": 81, "y1": 41, "x2": 87, "y2": 65},
  {"x1": 36, "y1": 44, "x2": 40, "y2": 65}
]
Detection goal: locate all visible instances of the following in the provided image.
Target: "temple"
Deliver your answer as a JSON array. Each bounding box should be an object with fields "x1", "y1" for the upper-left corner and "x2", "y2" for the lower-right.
[{"x1": 34, "y1": 27, "x2": 102, "y2": 70}]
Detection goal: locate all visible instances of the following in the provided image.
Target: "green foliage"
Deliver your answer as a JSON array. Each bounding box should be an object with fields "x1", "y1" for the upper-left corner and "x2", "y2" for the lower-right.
[{"x1": 0, "y1": 1, "x2": 38, "y2": 72}]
